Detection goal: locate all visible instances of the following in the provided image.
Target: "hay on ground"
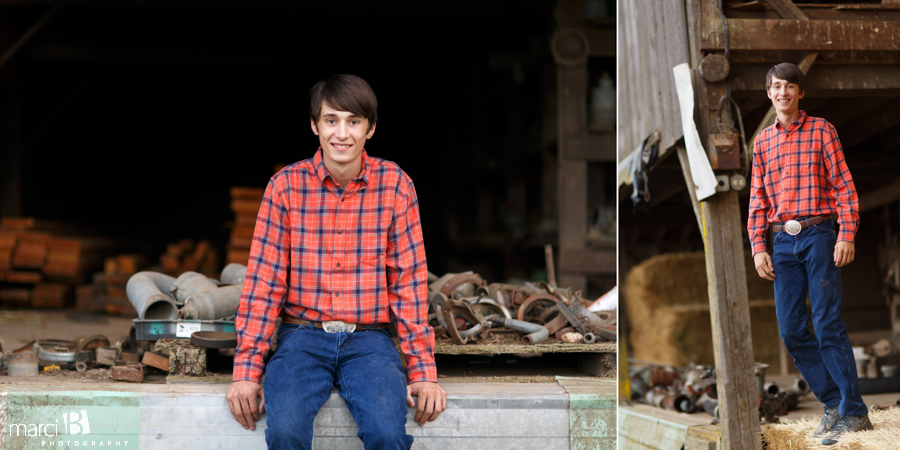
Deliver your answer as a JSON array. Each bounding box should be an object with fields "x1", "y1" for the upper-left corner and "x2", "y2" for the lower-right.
[{"x1": 763, "y1": 408, "x2": 900, "y2": 450}]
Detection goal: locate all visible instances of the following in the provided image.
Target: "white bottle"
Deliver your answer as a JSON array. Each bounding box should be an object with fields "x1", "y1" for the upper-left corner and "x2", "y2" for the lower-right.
[{"x1": 591, "y1": 72, "x2": 616, "y2": 129}]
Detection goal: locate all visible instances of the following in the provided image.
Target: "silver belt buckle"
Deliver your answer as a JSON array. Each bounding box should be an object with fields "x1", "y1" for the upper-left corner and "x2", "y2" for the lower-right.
[
  {"x1": 322, "y1": 320, "x2": 356, "y2": 333},
  {"x1": 784, "y1": 220, "x2": 802, "y2": 235}
]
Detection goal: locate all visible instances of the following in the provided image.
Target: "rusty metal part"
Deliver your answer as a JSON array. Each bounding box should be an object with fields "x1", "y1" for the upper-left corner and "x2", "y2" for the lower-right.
[
  {"x1": 543, "y1": 311, "x2": 569, "y2": 336},
  {"x1": 8, "y1": 351, "x2": 39, "y2": 377},
  {"x1": 12, "y1": 340, "x2": 36, "y2": 354},
  {"x1": 553, "y1": 299, "x2": 597, "y2": 343},
  {"x1": 517, "y1": 294, "x2": 559, "y2": 321},
  {"x1": 585, "y1": 323, "x2": 617, "y2": 341},
  {"x1": 442, "y1": 299, "x2": 489, "y2": 345},
  {"x1": 76, "y1": 335, "x2": 111, "y2": 353},
  {"x1": 662, "y1": 393, "x2": 694, "y2": 413},
  {"x1": 649, "y1": 367, "x2": 679, "y2": 387},
  {"x1": 487, "y1": 283, "x2": 538, "y2": 308},
  {"x1": 554, "y1": 327, "x2": 575, "y2": 340},
  {"x1": 76, "y1": 361, "x2": 88, "y2": 372},
  {"x1": 439, "y1": 273, "x2": 487, "y2": 298},
  {"x1": 142, "y1": 351, "x2": 170, "y2": 371},
  {"x1": 443, "y1": 308, "x2": 467, "y2": 345},
  {"x1": 428, "y1": 292, "x2": 450, "y2": 330},
  {"x1": 475, "y1": 298, "x2": 512, "y2": 320},
  {"x1": 111, "y1": 363, "x2": 144, "y2": 383}
]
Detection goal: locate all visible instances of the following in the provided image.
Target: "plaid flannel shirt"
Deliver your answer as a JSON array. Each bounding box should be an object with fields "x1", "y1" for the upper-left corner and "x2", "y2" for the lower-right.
[
  {"x1": 748, "y1": 111, "x2": 859, "y2": 255},
  {"x1": 233, "y1": 149, "x2": 435, "y2": 384}
]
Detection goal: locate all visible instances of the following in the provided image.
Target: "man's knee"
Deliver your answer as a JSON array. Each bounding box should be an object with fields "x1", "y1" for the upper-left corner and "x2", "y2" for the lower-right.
[
  {"x1": 360, "y1": 425, "x2": 413, "y2": 450},
  {"x1": 265, "y1": 418, "x2": 313, "y2": 450}
]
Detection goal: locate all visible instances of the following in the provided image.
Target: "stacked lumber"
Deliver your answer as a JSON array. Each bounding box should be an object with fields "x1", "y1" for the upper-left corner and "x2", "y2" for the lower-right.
[
  {"x1": 0, "y1": 217, "x2": 110, "y2": 308},
  {"x1": 76, "y1": 254, "x2": 150, "y2": 314},
  {"x1": 227, "y1": 187, "x2": 264, "y2": 266},
  {"x1": 159, "y1": 239, "x2": 218, "y2": 278}
]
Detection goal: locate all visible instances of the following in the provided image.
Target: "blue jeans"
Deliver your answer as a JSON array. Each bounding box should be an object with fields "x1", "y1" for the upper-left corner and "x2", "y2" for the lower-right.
[
  {"x1": 263, "y1": 323, "x2": 413, "y2": 450},
  {"x1": 772, "y1": 219, "x2": 866, "y2": 417}
]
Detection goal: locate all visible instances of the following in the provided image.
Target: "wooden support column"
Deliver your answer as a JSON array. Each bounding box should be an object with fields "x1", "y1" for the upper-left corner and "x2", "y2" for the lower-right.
[
  {"x1": 554, "y1": 0, "x2": 589, "y2": 293},
  {"x1": 686, "y1": 1, "x2": 761, "y2": 449}
]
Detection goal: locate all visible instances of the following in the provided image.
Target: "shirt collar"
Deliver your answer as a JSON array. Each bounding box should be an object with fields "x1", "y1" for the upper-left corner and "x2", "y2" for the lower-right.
[
  {"x1": 313, "y1": 148, "x2": 371, "y2": 188},
  {"x1": 775, "y1": 110, "x2": 808, "y2": 133}
]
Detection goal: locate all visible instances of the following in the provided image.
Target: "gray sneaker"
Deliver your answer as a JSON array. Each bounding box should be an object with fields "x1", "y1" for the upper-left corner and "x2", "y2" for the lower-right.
[
  {"x1": 813, "y1": 405, "x2": 840, "y2": 438},
  {"x1": 821, "y1": 414, "x2": 873, "y2": 445}
]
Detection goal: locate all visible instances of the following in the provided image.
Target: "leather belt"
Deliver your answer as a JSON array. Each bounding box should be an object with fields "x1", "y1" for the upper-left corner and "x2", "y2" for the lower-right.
[
  {"x1": 771, "y1": 214, "x2": 836, "y2": 235},
  {"x1": 280, "y1": 314, "x2": 388, "y2": 333}
]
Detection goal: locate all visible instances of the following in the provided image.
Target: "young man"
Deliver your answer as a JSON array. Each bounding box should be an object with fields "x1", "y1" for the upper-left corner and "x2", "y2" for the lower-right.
[
  {"x1": 226, "y1": 74, "x2": 446, "y2": 449},
  {"x1": 748, "y1": 62, "x2": 870, "y2": 445}
]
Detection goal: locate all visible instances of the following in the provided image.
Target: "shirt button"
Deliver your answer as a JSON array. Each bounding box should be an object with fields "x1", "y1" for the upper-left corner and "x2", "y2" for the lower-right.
[
  {"x1": 336, "y1": 262, "x2": 341, "y2": 268},
  {"x1": 341, "y1": 198, "x2": 345, "y2": 202},
  {"x1": 335, "y1": 292, "x2": 341, "y2": 297},
  {"x1": 337, "y1": 230, "x2": 343, "y2": 235}
]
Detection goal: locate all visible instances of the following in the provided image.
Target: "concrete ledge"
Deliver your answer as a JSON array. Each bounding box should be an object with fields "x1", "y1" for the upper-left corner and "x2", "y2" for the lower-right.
[{"x1": 0, "y1": 378, "x2": 614, "y2": 450}]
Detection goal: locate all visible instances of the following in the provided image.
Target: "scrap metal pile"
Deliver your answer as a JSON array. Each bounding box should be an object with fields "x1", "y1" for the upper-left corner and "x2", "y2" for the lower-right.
[
  {"x1": 629, "y1": 362, "x2": 811, "y2": 423},
  {"x1": 427, "y1": 272, "x2": 617, "y2": 346}
]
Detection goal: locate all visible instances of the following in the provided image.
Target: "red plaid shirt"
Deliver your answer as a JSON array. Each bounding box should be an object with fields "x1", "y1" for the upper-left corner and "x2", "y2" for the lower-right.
[
  {"x1": 233, "y1": 149, "x2": 435, "y2": 384},
  {"x1": 748, "y1": 111, "x2": 859, "y2": 255}
]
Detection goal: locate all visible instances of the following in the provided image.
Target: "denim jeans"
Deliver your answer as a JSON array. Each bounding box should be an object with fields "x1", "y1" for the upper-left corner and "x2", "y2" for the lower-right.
[
  {"x1": 772, "y1": 219, "x2": 866, "y2": 417},
  {"x1": 263, "y1": 322, "x2": 413, "y2": 450}
]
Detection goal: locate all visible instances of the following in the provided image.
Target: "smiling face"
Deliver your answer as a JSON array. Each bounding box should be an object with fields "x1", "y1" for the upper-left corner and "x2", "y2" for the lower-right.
[
  {"x1": 767, "y1": 75, "x2": 805, "y2": 121},
  {"x1": 310, "y1": 102, "x2": 376, "y2": 177}
]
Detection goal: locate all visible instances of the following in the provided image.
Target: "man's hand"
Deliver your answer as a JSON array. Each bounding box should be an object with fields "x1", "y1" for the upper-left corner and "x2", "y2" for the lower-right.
[
  {"x1": 407, "y1": 381, "x2": 446, "y2": 427},
  {"x1": 227, "y1": 380, "x2": 265, "y2": 431},
  {"x1": 834, "y1": 241, "x2": 855, "y2": 267},
  {"x1": 753, "y1": 252, "x2": 775, "y2": 281}
]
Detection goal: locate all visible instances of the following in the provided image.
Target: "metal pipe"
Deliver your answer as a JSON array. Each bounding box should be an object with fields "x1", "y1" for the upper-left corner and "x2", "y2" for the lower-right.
[
  {"x1": 170, "y1": 271, "x2": 215, "y2": 305},
  {"x1": 126, "y1": 272, "x2": 179, "y2": 320},
  {"x1": 182, "y1": 284, "x2": 243, "y2": 320},
  {"x1": 221, "y1": 263, "x2": 247, "y2": 286},
  {"x1": 491, "y1": 317, "x2": 549, "y2": 345}
]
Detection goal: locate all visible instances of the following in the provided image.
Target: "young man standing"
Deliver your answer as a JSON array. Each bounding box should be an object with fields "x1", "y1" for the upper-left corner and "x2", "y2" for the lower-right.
[
  {"x1": 748, "y1": 62, "x2": 870, "y2": 445},
  {"x1": 226, "y1": 74, "x2": 446, "y2": 449}
]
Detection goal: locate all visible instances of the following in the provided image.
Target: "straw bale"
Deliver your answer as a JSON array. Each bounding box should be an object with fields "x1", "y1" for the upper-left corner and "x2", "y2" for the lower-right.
[
  {"x1": 625, "y1": 252, "x2": 779, "y2": 368},
  {"x1": 763, "y1": 408, "x2": 900, "y2": 450}
]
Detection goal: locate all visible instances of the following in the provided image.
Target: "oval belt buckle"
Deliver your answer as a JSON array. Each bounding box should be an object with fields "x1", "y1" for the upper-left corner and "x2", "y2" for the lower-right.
[
  {"x1": 323, "y1": 320, "x2": 356, "y2": 333},
  {"x1": 784, "y1": 220, "x2": 802, "y2": 235}
]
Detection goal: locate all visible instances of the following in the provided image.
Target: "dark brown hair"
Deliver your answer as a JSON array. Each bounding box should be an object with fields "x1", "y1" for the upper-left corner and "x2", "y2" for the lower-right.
[
  {"x1": 309, "y1": 74, "x2": 378, "y2": 130},
  {"x1": 765, "y1": 62, "x2": 805, "y2": 92}
]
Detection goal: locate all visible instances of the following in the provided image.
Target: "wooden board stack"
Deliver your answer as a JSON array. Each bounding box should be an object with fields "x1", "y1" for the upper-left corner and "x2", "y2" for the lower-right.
[
  {"x1": 227, "y1": 187, "x2": 264, "y2": 266},
  {"x1": 159, "y1": 239, "x2": 218, "y2": 278},
  {"x1": 0, "y1": 217, "x2": 109, "y2": 308}
]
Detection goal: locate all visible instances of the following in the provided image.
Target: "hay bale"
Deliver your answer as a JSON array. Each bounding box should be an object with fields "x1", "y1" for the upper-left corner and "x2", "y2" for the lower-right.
[
  {"x1": 625, "y1": 252, "x2": 779, "y2": 368},
  {"x1": 763, "y1": 408, "x2": 900, "y2": 450}
]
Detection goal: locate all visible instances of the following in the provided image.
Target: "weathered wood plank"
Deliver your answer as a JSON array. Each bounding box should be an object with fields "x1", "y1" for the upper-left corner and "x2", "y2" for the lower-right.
[
  {"x1": 663, "y1": 0, "x2": 690, "y2": 150},
  {"x1": 729, "y1": 50, "x2": 900, "y2": 65},
  {"x1": 731, "y1": 64, "x2": 900, "y2": 94},
  {"x1": 702, "y1": 19, "x2": 900, "y2": 52},
  {"x1": 643, "y1": 0, "x2": 665, "y2": 153}
]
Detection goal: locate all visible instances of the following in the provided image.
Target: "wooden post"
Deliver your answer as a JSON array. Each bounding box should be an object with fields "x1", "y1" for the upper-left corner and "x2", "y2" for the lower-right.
[
  {"x1": 685, "y1": 1, "x2": 762, "y2": 449},
  {"x1": 555, "y1": 0, "x2": 589, "y2": 293}
]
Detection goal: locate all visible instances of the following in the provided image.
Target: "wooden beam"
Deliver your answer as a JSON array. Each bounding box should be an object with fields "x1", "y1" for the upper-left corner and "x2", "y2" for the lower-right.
[
  {"x1": 731, "y1": 64, "x2": 900, "y2": 95},
  {"x1": 702, "y1": 19, "x2": 900, "y2": 52},
  {"x1": 729, "y1": 50, "x2": 900, "y2": 65},
  {"x1": 860, "y1": 178, "x2": 900, "y2": 213},
  {"x1": 558, "y1": 248, "x2": 615, "y2": 274}
]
